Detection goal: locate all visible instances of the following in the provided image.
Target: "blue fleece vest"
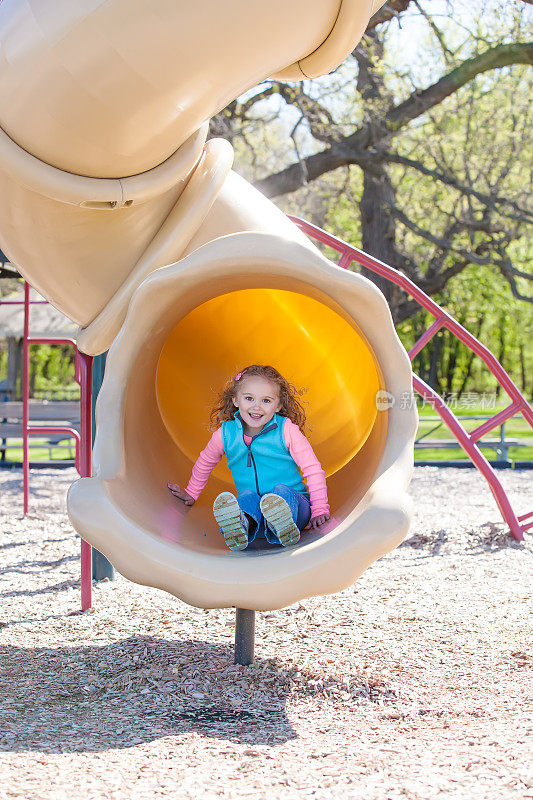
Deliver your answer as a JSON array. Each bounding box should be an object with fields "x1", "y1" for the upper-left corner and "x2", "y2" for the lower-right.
[{"x1": 221, "y1": 412, "x2": 307, "y2": 497}]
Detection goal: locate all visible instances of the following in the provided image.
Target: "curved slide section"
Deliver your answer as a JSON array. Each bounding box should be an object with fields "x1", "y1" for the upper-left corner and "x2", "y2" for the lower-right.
[
  {"x1": 0, "y1": 0, "x2": 415, "y2": 611},
  {"x1": 0, "y1": 0, "x2": 385, "y2": 352},
  {"x1": 67, "y1": 234, "x2": 417, "y2": 610}
]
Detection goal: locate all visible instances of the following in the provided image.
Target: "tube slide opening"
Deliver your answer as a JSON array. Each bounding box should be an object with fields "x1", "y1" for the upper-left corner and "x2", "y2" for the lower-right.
[{"x1": 106, "y1": 284, "x2": 388, "y2": 556}]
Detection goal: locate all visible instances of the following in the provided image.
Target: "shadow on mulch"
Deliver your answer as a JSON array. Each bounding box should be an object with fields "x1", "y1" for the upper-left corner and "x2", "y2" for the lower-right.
[
  {"x1": 0, "y1": 476, "x2": 51, "y2": 501},
  {"x1": 1, "y1": 578, "x2": 80, "y2": 598},
  {"x1": 0, "y1": 541, "x2": 24, "y2": 552},
  {"x1": 0, "y1": 476, "x2": 24, "y2": 496},
  {"x1": 0, "y1": 636, "x2": 299, "y2": 752},
  {"x1": 399, "y1": 529, "x2": 448, "y2": 555},
  {"x1": 1, "y1": 554, "x2": 79, "y2": 577},
  {"x1": 0, "y1": 635, "x2": 399, "y2": 754}
]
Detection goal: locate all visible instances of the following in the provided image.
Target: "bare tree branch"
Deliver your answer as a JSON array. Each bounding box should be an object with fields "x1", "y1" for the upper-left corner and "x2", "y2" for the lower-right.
[
  {"x1": 383, "y1": 152, "x2": 533, "y2": 223},
  {"x1": 386, "y1": 42, "x2": 533, "y2": 133},
  {"x1": 236, "y1": 86, "x2": 280, "y2": 116},
  {"x1": 213, "y1": 8, "x2": 532, "y2": 327},
  {"x1": 499, "y1": 255, "x2": 533, "y2": 302},
  {"x1": 275, "y1": 83, "x2": 344, "y2": 146},
  {"x1": 255, "y1": 41, "x2": 533, "y2": 198},
  {"x1": 366, "y1": 0, "x2": 413, "y2": 31},
  {"x1": 413, "y1": 0, "x2": 455, "y2": 63},
  {"x1": 390, "y1": 205, "x2": 494, "y2": 265}
]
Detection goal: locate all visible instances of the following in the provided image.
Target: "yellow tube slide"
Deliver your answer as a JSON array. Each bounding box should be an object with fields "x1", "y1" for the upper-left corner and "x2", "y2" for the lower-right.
[
  {"x1": 156, "y1": 288, "x2": 382, "y2": 477},
  {"x1": 68, "y1": 234, "x2": 416, "y2": 610},
  {"x1": 0, "y1": 0, "x2": 414, "y2": 611}
]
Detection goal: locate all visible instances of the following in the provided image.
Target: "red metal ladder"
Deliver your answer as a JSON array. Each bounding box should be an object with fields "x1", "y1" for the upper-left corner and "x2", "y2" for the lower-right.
[
  {"x1": 20, "y1": 282, "x2": 94, "y2": 608},
  {"x1": 290, "y1": 216, "x2": 533, "y2": 542}
]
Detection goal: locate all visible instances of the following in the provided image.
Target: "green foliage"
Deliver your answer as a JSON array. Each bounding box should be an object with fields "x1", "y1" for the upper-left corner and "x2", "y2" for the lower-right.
[
  {"x1": 29, "y1": 345, "x2": 79, "y2": 399},
  {"x1": 0, "y1": 341, "x2": 79, "y2": 400},
  {"x1": 294, "y1": 3, "x2": 533, "y2": 399},
  {"x1": 395, "y1": 263, "x2": 532, "y2": 399}
]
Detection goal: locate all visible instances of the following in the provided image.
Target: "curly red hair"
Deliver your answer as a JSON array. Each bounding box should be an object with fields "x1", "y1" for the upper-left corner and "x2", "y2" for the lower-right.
[{"x1": 210, "y1": 365, "x2": 307, "y2": 432}]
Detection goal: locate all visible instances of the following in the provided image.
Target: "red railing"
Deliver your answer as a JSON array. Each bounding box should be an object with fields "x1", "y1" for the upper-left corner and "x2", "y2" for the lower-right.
[
  {"x1": 290, "y1": 216, "x2": 532, "y2": 541},
  {"x1": 0, "y1": 284, "x2": 94, "y2": 609}
]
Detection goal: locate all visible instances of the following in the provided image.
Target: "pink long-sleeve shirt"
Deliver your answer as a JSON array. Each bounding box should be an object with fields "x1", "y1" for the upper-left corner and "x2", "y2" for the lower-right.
[{"x1": 186, "y1": 418, "x2": 329, "y2": 517}]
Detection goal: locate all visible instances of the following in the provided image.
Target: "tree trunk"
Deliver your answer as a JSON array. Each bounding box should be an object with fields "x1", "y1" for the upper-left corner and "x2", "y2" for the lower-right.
[
  {"x1": 519, "y1": 343, "x2": 527, "y2": 395},
  {"x1": 441, "y1": 328, "x2": 458, "y2": 397},
  {"x1": 428, "y1": 337, "x2": 441, "y2": 393},
  {"x1": 360, "y1": 165, "x2": 401, "y2": 312},
  {"x1": 495, "y1": 314, "x2": 506, "y2": 399},
  {"x1": 7, "y1": 337, "x2": 22, "y2": 400},
  {"x1": 456, "y1": 313, "x2": 485, "y2": 399},
  {"x1": 356, "y1": 31, "x2": 403, "y2": 318}
]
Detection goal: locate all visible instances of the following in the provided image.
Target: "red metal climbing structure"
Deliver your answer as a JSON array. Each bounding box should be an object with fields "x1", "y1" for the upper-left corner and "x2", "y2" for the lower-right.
[
  {"x1": 1, "y1": 284, "x2": 94, "y2": 609},
  {"x1": 2, "y1": 225, "x2": 531, "y2": 614},
  {"x1": 290, "y1": 216, "x2": 533, "y2": 542}
]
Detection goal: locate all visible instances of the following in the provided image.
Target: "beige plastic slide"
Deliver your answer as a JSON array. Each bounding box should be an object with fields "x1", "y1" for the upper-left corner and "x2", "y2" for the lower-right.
[{"x1": 0, "y1": 0, "x2": 418, "y2": 610}]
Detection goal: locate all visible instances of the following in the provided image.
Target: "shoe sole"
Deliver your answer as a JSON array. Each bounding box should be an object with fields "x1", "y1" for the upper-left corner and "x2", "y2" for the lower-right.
[
  {"x1": 260, "y1": 493, "x2": 300, "y2": 547},
  {"x1": 213, "y1": 492, "x2": 248, "y2": 551}
]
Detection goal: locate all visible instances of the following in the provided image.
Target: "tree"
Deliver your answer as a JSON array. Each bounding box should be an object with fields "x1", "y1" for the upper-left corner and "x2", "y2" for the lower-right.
[
  {"x1": 212, "y1": 0, "x2": 532, "y2": 324},
  {"x1": 2, "y1": 1, "x2": 531, "y2": 396}
]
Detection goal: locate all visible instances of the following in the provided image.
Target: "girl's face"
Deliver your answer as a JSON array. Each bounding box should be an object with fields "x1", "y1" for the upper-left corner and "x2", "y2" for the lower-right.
[{"x1": 233, "y1": 376, "x2": 282, "y2": 435}]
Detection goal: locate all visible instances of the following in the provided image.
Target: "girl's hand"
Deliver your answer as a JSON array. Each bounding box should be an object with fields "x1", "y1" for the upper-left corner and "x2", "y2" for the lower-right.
[
  {"x1": 167, "y1": 482, "x2": 195, "y2": 506},
  {"x1": 306, "y1": 513, "x2": 330, "y2": 529}
]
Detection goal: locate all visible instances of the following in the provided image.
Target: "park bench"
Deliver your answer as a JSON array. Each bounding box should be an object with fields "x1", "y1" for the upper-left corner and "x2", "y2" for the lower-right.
[
  {"x1": 0, "y1": 400, "x2": 80, "y2": 463},
  {"x1": 415, "y1": 414, "x2": 530, "y2": 464}
]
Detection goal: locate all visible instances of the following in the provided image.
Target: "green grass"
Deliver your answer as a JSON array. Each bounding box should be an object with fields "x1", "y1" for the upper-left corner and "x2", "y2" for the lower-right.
[
  {"x1": 415, "y1": 402, "x2": 533, "y2": 463},
  {"x1": 415, "y1": 446, "x2": 533, "y2": 462},
  {"x1": 1, "y1": 438, "x2": 76, "y2": 463}
]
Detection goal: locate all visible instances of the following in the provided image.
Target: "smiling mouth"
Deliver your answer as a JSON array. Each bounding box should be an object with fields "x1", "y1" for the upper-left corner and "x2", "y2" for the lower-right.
[{"x1": 249, "y1": 413, "x2": 263, "y2": 420}]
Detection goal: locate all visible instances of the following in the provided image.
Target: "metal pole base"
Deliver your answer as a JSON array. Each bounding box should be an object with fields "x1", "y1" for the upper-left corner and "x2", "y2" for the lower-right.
[{"x1": 234, "y1": 608, "x2": 255, "y2": 665}]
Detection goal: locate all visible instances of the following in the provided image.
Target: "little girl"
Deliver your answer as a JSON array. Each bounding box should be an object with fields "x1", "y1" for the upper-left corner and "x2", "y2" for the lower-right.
[{"x1": 167, "y1": 365, "x2": 330, "y2": 550}]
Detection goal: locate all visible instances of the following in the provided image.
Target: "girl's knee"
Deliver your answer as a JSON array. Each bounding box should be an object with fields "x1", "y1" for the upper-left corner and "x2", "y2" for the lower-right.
[
  {"x1": 238, "y1": 490, "x2": 258, "y2": 501},
  {"x1": 272, "y1": 483, "x2": 290, "y2": 499}
]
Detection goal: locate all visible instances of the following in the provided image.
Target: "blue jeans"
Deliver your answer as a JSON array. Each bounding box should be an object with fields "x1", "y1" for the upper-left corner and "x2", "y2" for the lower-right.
[{"x1": 236, "y1": 484, "x2": 311, "y2": 546}]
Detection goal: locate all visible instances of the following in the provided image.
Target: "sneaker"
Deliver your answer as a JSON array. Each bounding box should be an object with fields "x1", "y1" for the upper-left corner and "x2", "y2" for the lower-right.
[
  {"x1": 213, "y1": 492, "x2": 249, "y2": 551},
  {"x1": 260, "y1": 493, "x2": 300, "y2": 547}
]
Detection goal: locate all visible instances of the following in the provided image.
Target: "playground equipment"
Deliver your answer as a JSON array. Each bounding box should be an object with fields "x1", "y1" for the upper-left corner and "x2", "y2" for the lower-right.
[
  {"x1": 0, "y1": 0, "x2": 385, "y2": 355},
  {"x1": 0, "y1": 0, "x2": 419, "y2": 616},
  {"x1": 0, "y1": 286, "x2": 94, "y2": 610},
  {"x1": 289, "y1": 218, "x2": 533, "y2": 543},
  {"x1": 0, "y1": 2, "x2": 530, "y2": 658},
  {"x1": 67, "y1": 232, "x2": 416, "y2": 610}
]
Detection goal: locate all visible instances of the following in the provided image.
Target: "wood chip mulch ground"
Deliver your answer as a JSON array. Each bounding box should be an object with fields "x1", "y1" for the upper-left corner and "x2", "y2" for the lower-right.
[{"x1": 0, "y1": 466, "x2": 532, "y2": 800}]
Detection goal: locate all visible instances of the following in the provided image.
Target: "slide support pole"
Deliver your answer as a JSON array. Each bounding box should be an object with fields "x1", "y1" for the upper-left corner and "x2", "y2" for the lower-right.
[
  {"x1": 91, "y1": 352, "x2": 115, "y2": 581},
  {"x1": 234, "y1": 608, "x2": 255, "y2": 665}
]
